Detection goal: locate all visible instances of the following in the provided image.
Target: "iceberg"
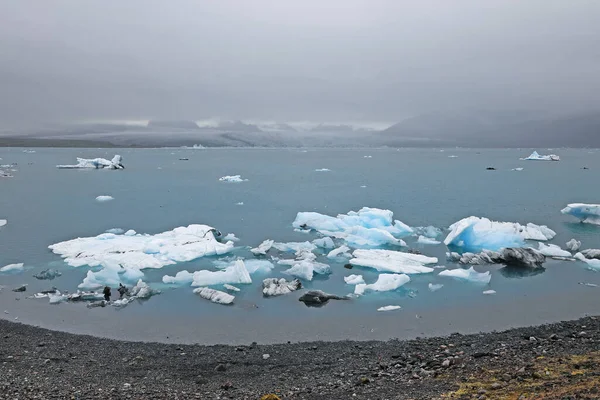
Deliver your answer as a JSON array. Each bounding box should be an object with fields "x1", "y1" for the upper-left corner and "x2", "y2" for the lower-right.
[
  {"x1": 574, "y1": 252, "x2": 600, "y2": 270},
  {"x1": 33, "y1": 269, "x2": 62, "y2": 280},
  {"x1": 413, "y1": 226, "x2": 442, "y2": 238},
  {"x1": 191, "y1": 260, "x2": 252, "y2": 286},
  {"x1": 447, "y1": 248, "x2": 545, "y2": 268},
  {"x1": 377, "y1": 305, "x2": 402, "y2": 312},
  {"x1": 219, "y1": 175, "x2": 247, "y2": 182},
  {"x1": 129, "y1": 279, "x2": 160, "y2": 299},
  {"x1": 561, "y1": 203, "x2": 600, "y2": 225},
  {"x1": 262, "y1": 278, "x2": 302, "y2": 297},
  {"x1": 428, "y1": 283, "x2": 444, "y2": 292},
  {"x1": 162, "y1": 270, "x2": 193, "y2": 285},
  {"x1": 223, "y1": 233, "x2": 239, "y2": 242},
  {"x1": 96, "y1": 195, "x2": 114, "y2": 202},
  {"x1": 312, "y1": 237, "x2": 335, "y2": 249},
  {"x1": 79, "y1": 266, "x2": 144, "y2": 290},
  {"x1": 0, "y1": 219, "x2": 6, "y2": 227},
  {"x1": 281, "y1": 259, "x2": 331, "y2": 281},
  {"x1": 438, "y1": 267, "x2": 491, "y2": 284},
  {"x1": 193, "y1": 287, "x2": 234, "y2": 305},
  {"x1": 223, "y1": 284, "x2": 240, "y2": 292},
  {"x1": 566, "y1": 239, "x2": 582, "y2": 252},
  {"x1": 483, "y1": 290, "x2": 497, "y2": 295},
  {"x1": 444, "y1": 216, "x2": 556, "y2": 252},
  {"x1": 521, "y1": 151, "x2": 560, "y2": 161},
  {"x1": 57, "y1": 155, "x2": 125, "y2": 169},
  {"x1": 580, "y1": 249, "x2": 600, "y2": 260},
  {"x1": 49, "y1": 224, "x2": 234, "y2": 270},
  {"x1": 327, "y1": 245, "x2": 352, "y2": 259},
  {"x1": 354, "y1": 273, "x2": 410, "y2": 295},
  {"x1": 314, "y1": 168, "x2": 331, "y2": 172},
  {"x1": 417, "y1": 236, "x2": 441, "y2": 245},
  {"x1": 344, "y1": 274, "x2": 365, "y2": 285},
  {"x1": 512, "y1": 167, "x2": 524, "y2": 171},
  {"x1": 272, "y1": 241, "x2": 317, "y2": 253},
  {"x1": 537, "y1": 243, "x2": 572, "y2": 258},
  {"x1": 251, "y1": 239, "x2": 274, "y2": 255},
  {"x1": 0, "y1": 263, "x2": 24, "y2": 273},
  {"x1": 349, "y1": 249, "x2": 437, "y2": 274}
]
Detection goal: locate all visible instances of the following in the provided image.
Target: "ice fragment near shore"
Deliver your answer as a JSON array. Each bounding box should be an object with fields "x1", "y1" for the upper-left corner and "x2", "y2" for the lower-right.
[
  {"x1": 444, "y1": 216, "x2": 555, "y2": 252},
  {"x1": 566, "y1": 239, "x2": 582, "y2": 252},
  {"x1": 79, "y1": 266, "x2": 144, "y2": 289},
  {"x1": 0, "y1": 219, "x2": 6, "y2": 227},
  {"x1": 438, "y1": 267, "x2": 491, "y2": 284},
  {"x1": 193, "y1": 287, "x2": 234, "y2": 305},
  {"x1": 349, "y1": 249, "x2": 436, "y2": 274},
  {"x1": 354, "y1": 273, "x2": 410, "y2": 295},
  {"x1": 561, "y1": 204, "x2": 600, "y2": 225},
  {"x1": 57, "y1": 155, "x2": 124, "y2": 169}
]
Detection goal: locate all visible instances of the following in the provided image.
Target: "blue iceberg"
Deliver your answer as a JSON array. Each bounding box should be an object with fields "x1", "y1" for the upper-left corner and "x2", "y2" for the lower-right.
[{"x1": 561, "y1": 203, "x2": 600, "y2": 225}]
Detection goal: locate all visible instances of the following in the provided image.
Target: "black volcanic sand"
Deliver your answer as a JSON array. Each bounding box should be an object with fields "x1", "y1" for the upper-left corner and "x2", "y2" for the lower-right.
[{"x1": 2, "y1": 317, "x2": 600, "y2": 399}]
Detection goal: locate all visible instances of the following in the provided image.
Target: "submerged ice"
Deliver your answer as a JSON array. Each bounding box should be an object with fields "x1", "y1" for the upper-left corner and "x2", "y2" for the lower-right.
[{"x1": 561, "y1": 204, "x2": 600, "y2": 225}]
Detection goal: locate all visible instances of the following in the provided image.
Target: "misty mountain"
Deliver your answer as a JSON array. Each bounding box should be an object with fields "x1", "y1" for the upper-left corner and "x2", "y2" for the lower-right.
[{"x1": 147, "y1": 120, "x2": 200, "y2": 130}]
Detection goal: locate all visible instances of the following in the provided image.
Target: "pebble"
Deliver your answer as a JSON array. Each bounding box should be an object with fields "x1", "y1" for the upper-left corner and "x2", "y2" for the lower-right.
[
  {"x1": 215, "y1": 364, "x2": 227, "y2": 372},
  {"x1": 262, "y1": 354, "x2": 270, "y2": 360},
  {"x1": 442, "y1": 359, "x2": 451, "y2": 368}
]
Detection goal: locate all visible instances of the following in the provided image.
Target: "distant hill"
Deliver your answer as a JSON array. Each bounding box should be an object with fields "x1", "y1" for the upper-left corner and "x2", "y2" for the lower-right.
[
  {"x1": 147, "y1": 120, "x2": 200, "y2": 130},
  {"x1": 216, "y1": 120, "x2": 262, "y2": 133}
]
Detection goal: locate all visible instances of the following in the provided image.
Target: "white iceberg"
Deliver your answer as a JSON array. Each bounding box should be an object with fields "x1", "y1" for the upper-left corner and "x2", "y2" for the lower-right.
[
  {"x1": 349, "y1": 249, "x2": 436, "y2": 274},
  {"x1": 521, "y1": 151, "x2": 560, "y2": 161},
  {"x1": 428, "y1": 283, "x2": 444, "y2": 292},
  {"x1": 0, "y1": 219, "x2": 6, "y2": 227},
  {"x1": 566, "y1": 239, "x2": 582, "y2": 252},
  {"x1": 512, "y1": 167, "x2": 524, "y2": 171},
  {"x1": 280, "y1": 259, "x2": 331, "y2": 281},
  {"x1": 79, "y1": 265, "x2": 144, "y2": 290},
  {"x1": 327, "y1": 245, "x2": 352, "y2": 259},
  {"x1": 417, "y1": 236, "x2": 441, "y2": 245},
  {"x1": 57, "y1": 155, "x2": 125, "y2": 169},
  {"x1": 129, "y1": 279, "x2": 160, "y2": 299},
  {"x1": 344, "y1": 274, "x2": 365, "y2": 285},
  {"x1": 537, "y1": 243, "x2": 572, "y2": 258},
  {"x1": 191, "y1": 260, "x2": 252, "y2": 286},
  {"x1": 312, "y1": 237, "x2": 335, "y2": 249},
  {"x1": 162, "y1": 270, "x2": 194, "y2": 285},
  {"x1": 262, "y1": 278, "x2": 302, "y2": 297},
  {"x1": 561, "y1": 203, "x2": 600, "y2": 225},
  {"x1": 0, "y1": 263, "x2": 24, "y2": 273},
  {"x1": 580, "y1": 249, "x2": 600, "y2": 260},
  {"x1": 574, "y1": 252, "x2": 600, "y2": 270},
  {"x1": 438, "y1": 267, "x2": 491, "y2": 284},
  {"x1": 105, "y1": 228, "x2": 124, "y2": 234},
  {"x1": 212, "y1": 258, "x2": 274, "y2": 274},
  {"x1": 193, "y1": 287, "x2": 234, "y2": 305},
  {"x1": 314, "y1": 168, "x2": 331, "y2": 172},
  {"x1": 444, "y1": 216, "x2": 556, "y2": 252},
  {"x1": 96, "y1": 195, "x2": 114, "y2": 202},
  {"x1": 377, "y1": 305, "x2": 401, "y2": 312},
  {"x1": 223, "y1": 284, "x2": 240, "y2": 292},
  {"x1": 251, "y1": 239, "x2": 274, "y2": 255},
  {"x1": 219, "y1": 175, "x2": 247, "y2": 182},
  {"x1": 223, "y1": 233, "x2": 239, "y2": 242},
  {"x1": 483, "y1": 290, "x2": 496, "y2": 295},
  {"x1": 354, "y1": 273, "x2": 410, "y2": 295},
  {"x1": 49, "y1": 224, "x2": 234, "y2": 270},
  {"x1": 272, "y1": 241, "x2": 317, "y2": 253}
]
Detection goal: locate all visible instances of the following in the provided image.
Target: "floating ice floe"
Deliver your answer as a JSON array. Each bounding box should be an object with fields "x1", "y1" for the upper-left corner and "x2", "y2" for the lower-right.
[
  {"x1": 0, "y1": 219, "x2": 6, "y2": 227},
  {"x1": 105, "y1": 228, "x2": 124, "y2": 234},
  {"x1": 273, "y1": 241, "x2": 316, "y2": 253},
  {"x1": 280, "y1": 259, "x2": 331, "y2": 281},
  {"x1": 428, "y1": 283, "x2": 444, "y2": 292},
  {"x1": 521, "y1": 151, "x2": 560, "y2": 161},
  {"x1": 96, "y1": 195, "x2": 114, "y2": 202},
  {"x1": 349, "y1": 249, "x2": 436, "y2": 274},
  {"x1": 33, "y1": 269, "x2": 62, "y2": 280},
  {"x1": 483, "y1": 290, "x2": 496, "y2": 295},
  {"x1": 354, "y1": 273, "x2": 410, "y2": 295},
  {"x1": 49, "y1": 224, "x2": 234, "y2": 270},
  {"x1": 438, "y1": 267, "x2": 491, "y2": 284},
  {"x1": 79, "y1": 265, "x2": 144, "y2": 289},
  {"x1": 219, "y1": 175, "x2": 247, "y2": 182},
  {"x1": 314, "y1": 168, "x2": 331, "y2": 172},
  {"x1": 262, "y1": 278, "x2": 302, "y2": 297},
  {"x1": 444, "y1": 216, "x2": 556, "y2": 252},
  {"x1": 574, "y1": 252, "x2": 600, "y2": 270},
  {"x1": 580, "y1": 249, "x2": 600, "y2": 260},
  {"x1": 344, "y1": 274, "x2": 365, "y2": 285},
  {"x1": 377, "y1": 305, "x2": 402, "y2": 312},
  {"x1": 0, "y1": 263, "x2": 24, "y2": 273},
  {"x1": 566, "y1": 239, "x2": 582, "y2": 252},
  {"x1": 293, "y1": 207, "x2": 412, "y2": 248},
  {"x1": 312, "y1": 237, "x2": 335, "y2": 249},
  {"x1": 191, "y1": 260, "x2": 252, "y2": 286},
  {"x1": 413, "y1": 226, "x2": 442, "y2": 238},
  {"x1": 0, "y1": 170, "x2": 13, "y2": 178},
  {"x1": 57, "y1": 155, "x2": 125, "y2": 169},
  {"x1": 129, "y1": 279, "x2": 161, "y2": 299},
  {"x1": 236, "y1": 202, "x2": 244, "y2": 206},
  {"x1": 417, "y1": 236, "x2": 441, "y2": 245},
  {"x1": 251, "y1": 239, "x2": 274, "y2": 255},
  {"x1": 537, "y1": 243, "x2": 572, "y2": 258},
  {"x1": 223, "y1": 233, "x2": 239, "y2": 242},
  {"x1": 223, "y1": 284, "x2": 240, "y2": 292},
  {"x1": 512, "y1": 167, "x2": 524, "y2": 171},
  {"x1": 327, "y1": 245, "x2": 352, "y2": 259},
  {"x1": 561, "y1": 204, "x2": 600, "y2": 225},
  {"x1": 193, "y1": 287, "x2": 234, "y2": 305},
  {"x1": 162, "y1": 270, "x2": 193, "y2": 285}
]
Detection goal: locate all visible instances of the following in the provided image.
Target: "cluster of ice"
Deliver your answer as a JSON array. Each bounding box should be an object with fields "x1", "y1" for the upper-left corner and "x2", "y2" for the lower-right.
[
  {"x1": 327, "y1": 245, "x2": 352, "y2": 259},
  {"x1": 262, "y1": 278, "x2": 302, "y2": 297},
  {"x1": 417, "y1": 236, "x2": 441, "y2": 245},
  {"x1": 0, "y1": 263, "x2": 24, "y2": 273},
  {"x1": 96, "y1": 195, "x2": 114, "y2": 202},
  {"x1": 344, "y1": 274, "x2": 365, "y2": 285},
  {"x1": 0, "y1": 170, "x2": 12, "y2": 178},
  {"x1": 537, "y1": 243, "x2": 572, "y2": 258},
  {"x1": 193, "y1": 287, "x2": 234, "y2": 305},
  {"x1": 561, "y1": 204, "x2": 600, "y2": 225},
  {"x1": 219, "y1": 175, "x2": 247, "y2": 182},
  {"x1": 349, "y1": 249, "x2": 437, "y2": 274},
  {"x1": 57, "y1": 155, "x2": 125, "y2": 169},
  {"x1": 354, "y1": 273, "x2": 410, "y2": 295},
  {"x1": 293, "y1": 207, "x2": 413, "y2": 248},
  {"x1": 377, "y1": 305, "x2": 401, "y2": 312},
  {"x1": 566, "y1": 239, "x2": 582, "y2": 252},
  {"x1": 438, "y1": 267, "x2": 491, "y2": 284},
  {"x1": 521, "y1": 151, "x2": 560, "y2": 161},
  {"x1": 49, "y1": 224, "x2": 234, "y2": 270},
  {"x1": 444, "y1": 216, "x2": 556, "y2": 252}
]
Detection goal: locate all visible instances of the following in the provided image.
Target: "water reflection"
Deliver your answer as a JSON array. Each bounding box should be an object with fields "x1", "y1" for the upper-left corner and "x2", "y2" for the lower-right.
[{"x1": 499, "y1": 265, "x2": 545, "y2": 279}]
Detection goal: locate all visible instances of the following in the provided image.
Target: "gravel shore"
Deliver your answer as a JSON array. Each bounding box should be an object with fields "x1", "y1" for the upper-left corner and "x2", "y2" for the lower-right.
[{"x1": 2, "y1": 317, "x2": 600, "y2": 399}]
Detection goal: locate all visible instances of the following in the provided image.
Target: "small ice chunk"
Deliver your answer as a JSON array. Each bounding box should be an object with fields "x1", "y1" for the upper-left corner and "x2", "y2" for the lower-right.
[
  {"x1": 223, "y1": 284, "x2": 240, "y2": 292},
  {"x1": 575, "y1": 252, "x2": 600, "y2": 270},
  {"x1": 377, "y1": 305, "x2": 401, "y2": 311},
  {"x1": 354, "y1": 273, "x2": 410, "y2": 295},
  {"x1": 0, "y1": 219, "x2": 6, "y2": 227},
  {"x1": 561, "y1": 203, "x2": 600, "y2": 225},
  {"x1": 566, "y1": 239, "x2": 582, "y2": 252},
  {"x1": 327, "y1": 245, "x2": 352, "y2": 259},
  {"x1": 428, "y1": 283, "x2": 444, "y2": 292},
  {"x1": 105, "y1": 228, "x2": 124, "y2": 234},
  {"x1": 193, "y1": 287, "x2": 234, "y2": 305},
  {"x1": 251, "y1": 239, "x2": 274, "y2": 255},
  {"x1": 219, "y1": 175, "x2": 247, "y2": 182},
  {"x1": 236, "y1": 202, "x2": 244, "y2": 206},
  {"x1": 262, "y1": 278, "x2": 302, "y2": 297},
  {"x1": 512, "y1": 167, "x2": 524, "y2": 171},
  {"x1": 314, "y1": 168, "x2": 331, "y2": 172},
  {"x1": 413, "y1": 226, "x2": 442, "y2": 238},
  {"x1": 281, "y1": 260, "x2": 331, "y2": 281},
  {"x1": 537, "y1": 243, "x2": 572, "y2": 258},
  {"x1": 344, "y1": 274, "x2": 365, "y2": 285},
  {"x1": 244, "y1": 260, "x2": 274, "y2": 274},
  {"x1": 483, "y1": 290, "x2": 496, "y2": 295},
  {"x1": 272, "y1": 241, "x2": 316, "y2": 253},
  {"x1": 448, "y1": 155, "x2": 458, "y2": 158},
  {"x1": 96, "y1": 195, "x2": 114, "y2": 202},
  {"x1": 191, "y1": 260, "x2": 252, "y2": 286},
  {"x1": 223, "y1": 233, "x2": 239, "y2": 242},
  {"x1": 129, "y1": 279, "x2": 160, "y2": 299},
  {"x1": 49, "y1": 292, "x2": 67, "y2": 304},
  {"x1": 312, "y1": 237, "x2": 335, "y2": 249},
  {"x1": 162, "y1": 270, "x2": 193, "y2": 285},
  {"x1": 438, "y1": 267, "x2": 491, "y2": 284},
  {"x1": 33, "y1": 269, "x2": 62, "y2": 280},
  {"x1": 0, "y1": 263, "x2": 24, "y2": 273},
  {"x1": 417, "y1": 235, "x2": 441, "y2": 245},
  {"x1": 349, "y1": 249, "x2": 436, "y2": 274}
]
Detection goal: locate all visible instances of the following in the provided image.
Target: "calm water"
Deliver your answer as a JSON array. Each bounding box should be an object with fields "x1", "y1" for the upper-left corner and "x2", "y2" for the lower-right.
[{"x1": 1, "y1": 147, "x2": 600, "y2": 344}]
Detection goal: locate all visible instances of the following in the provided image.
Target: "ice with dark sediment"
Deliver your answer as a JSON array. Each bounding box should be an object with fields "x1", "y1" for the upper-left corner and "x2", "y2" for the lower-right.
[
  {"x1": 262, "y1": 278, "x2": 302, "y2": 297},
  {"x1": 447, "y1": 247, "x2": 546, "y2": 268},
  {"x1": 193, "y1": 287, "x2": 234, "y2": 305}
]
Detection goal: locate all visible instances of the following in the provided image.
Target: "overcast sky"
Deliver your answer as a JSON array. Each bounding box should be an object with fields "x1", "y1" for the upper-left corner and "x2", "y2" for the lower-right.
[{"x1": 1, "y1": 0, "x2": 600, "y2": 126}]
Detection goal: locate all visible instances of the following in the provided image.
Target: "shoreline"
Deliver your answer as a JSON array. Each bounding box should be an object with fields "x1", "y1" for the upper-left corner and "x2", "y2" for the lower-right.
[{"x1": 2, "y1": 316, "x2": 600, "y2": 398}]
